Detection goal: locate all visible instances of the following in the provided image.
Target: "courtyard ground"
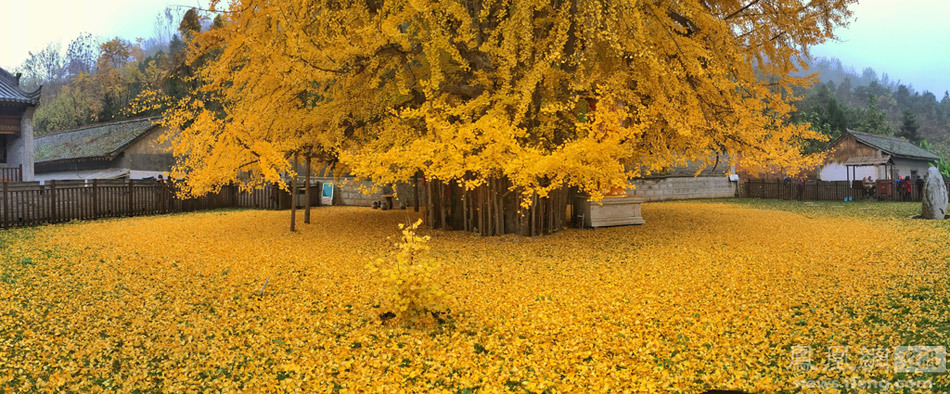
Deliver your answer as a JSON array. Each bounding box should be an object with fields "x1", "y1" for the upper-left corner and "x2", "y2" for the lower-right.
[{"x1": 1, "y1": 200, "x2": 949, "y2": 392}]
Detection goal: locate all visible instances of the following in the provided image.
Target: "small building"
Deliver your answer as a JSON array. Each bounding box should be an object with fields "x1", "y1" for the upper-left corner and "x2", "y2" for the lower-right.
[
  {"x1": 33, "y1": 117, "x2": 175, "y2": 182},
  {"x1": 819, "y1": 130, "x2": 939, "y2": 182},
  {"x1": 0, "y1": 67, "x2": 41, "y2": 181}
]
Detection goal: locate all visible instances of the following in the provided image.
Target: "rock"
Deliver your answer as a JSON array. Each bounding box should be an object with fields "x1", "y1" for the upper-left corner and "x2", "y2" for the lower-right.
[{"x1": 921, "y1": 167, "x2": 948, "y2": 219}]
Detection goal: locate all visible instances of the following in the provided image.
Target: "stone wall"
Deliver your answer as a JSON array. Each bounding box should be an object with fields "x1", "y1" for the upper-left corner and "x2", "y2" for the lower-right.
[
  {"x1": 312, "y1": 177, "x2": 419, "y2": 207},
  {"x1": 6, "y1": 107, "x2": 34, "y2": 181},
  {"x1": 627, "y1": 176, "x2": 736, "y2": 201}
]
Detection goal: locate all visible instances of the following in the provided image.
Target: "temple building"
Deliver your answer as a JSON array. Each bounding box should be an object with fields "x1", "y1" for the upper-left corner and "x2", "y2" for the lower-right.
[
  {"x1": 33, "y1": 117, "x2": 175, "y2": 181},
  {"x1": 0, "y1": 67, "x2": 40, "y2": 181}
]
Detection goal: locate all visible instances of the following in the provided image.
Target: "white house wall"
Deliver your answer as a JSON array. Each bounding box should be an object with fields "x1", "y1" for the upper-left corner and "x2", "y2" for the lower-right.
[
  {"x1": 892, "y1": 158, "x2": 932, "y2": 180},
  {"x1": 820, "y1": 159, "x2": 933, "y2": 181},
  {"x1": 819, "y1": 163, "x2": 881, "y2": 181}
]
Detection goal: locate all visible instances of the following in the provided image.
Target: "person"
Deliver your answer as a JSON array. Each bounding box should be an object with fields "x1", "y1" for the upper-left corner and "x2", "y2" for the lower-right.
[{"x1": 902, "y1": 176, "x2": 913, "y2": 201}]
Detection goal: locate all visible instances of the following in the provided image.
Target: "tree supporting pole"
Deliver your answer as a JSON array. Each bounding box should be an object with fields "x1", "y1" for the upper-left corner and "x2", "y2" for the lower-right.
[{"x1": 304, "y1": 153, "x2": 311, "y2": 224}]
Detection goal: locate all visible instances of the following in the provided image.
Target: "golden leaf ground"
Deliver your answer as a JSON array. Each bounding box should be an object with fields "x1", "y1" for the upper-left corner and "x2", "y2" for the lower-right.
[{"x1": 1, "y1": 201, "x2": 948, "y2": 391}]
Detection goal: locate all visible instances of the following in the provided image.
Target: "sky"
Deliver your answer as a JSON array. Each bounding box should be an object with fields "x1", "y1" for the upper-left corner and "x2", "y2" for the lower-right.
[
  {"x1": 0, "y1": 0, "x2": 207, "y2": 71},
  {"x1": 810, "y1": 0, "x2": 950, "y2": 95},
  {"x1": 0, "y1": 0, "x2": 948, "y2": 94}
]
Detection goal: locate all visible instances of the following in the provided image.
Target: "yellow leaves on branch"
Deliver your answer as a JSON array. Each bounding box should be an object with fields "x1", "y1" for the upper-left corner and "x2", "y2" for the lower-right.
[{"x1": 160, "y1": 0, "x2": 854, "y2": 198}]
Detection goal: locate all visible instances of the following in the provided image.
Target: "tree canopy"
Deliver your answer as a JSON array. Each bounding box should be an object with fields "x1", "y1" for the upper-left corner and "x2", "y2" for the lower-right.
[{"x1": 160, "y1": 0, "x2": 855, "y2": 200}]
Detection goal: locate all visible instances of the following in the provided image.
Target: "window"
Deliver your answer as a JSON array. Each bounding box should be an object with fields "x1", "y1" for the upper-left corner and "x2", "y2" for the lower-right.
[{"x1": 0, "y1": 135, "x2": 6, "y2": 163}]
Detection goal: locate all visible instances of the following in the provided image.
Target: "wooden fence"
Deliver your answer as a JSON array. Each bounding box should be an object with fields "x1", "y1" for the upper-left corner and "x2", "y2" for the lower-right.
[
  {"x1": 0, "y1": 165, "x2": 22, "y2": 182},
  {"x1": 741, "y1": 178, "x2": 950, "y2": 202},
  {"x1": 0, "y1": 179, "x2": 308, "y2": 229}
]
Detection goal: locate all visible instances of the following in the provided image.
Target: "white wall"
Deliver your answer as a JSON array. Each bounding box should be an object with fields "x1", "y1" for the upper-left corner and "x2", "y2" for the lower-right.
[
  {"x1": 819, "y1": 163, "x2": 892, "y2": 181},
  {"x1": 892, "y1": 159, "x2": 931, "y2": 180},
  {"x1": 818, "y1": 163, "x2": 910, "y2": 181},
  {"x1": 820, "y1": 160, "x2": 934, "y2": 181}
]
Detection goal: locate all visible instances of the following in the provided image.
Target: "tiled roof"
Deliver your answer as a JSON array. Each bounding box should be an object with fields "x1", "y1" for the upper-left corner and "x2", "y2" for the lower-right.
[
  {"x1": 0, "y1": 67, "x2": 40, "y2": 105},
  {"x1": 843, "y1": 155, "x2": 892, "y2": 166},
  {"x1": 848, "y1": 130, "x2": 940, "y2": 161},
  {"x1": 34, "y1": 117, "x2": 161, "y2": 163}
]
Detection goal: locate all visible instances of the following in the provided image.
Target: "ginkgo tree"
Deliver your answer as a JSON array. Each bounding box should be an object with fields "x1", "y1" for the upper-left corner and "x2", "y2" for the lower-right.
[{"x1": 158, "y1": 0, "x2": 855, "y2": 234}]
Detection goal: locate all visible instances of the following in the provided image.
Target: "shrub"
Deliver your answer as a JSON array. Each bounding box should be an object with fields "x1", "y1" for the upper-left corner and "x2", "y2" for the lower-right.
[{"x1": 369, "y1": 219, "x2": 448, "y2": 324}]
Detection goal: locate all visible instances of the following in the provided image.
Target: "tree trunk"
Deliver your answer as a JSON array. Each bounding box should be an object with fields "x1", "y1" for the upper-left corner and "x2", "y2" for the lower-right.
[
  {"x1": 290, "y1": 152, "x2": 298, "y2": 232},
  {"x1": 420, "y1": 176, "x2": 567, "y2": 235},
  {"x1": 439, "y1": 181, "x2": 448, "y2": 230},
  {"x1": 425, "y1": 179, "x2": 434, "y2": 227},
  {"x1": 413, "y1": 173, "x2": 420, "y2": 212}
]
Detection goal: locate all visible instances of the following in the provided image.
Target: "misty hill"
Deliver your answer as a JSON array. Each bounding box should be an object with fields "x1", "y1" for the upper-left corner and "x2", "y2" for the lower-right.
[{"x1": 792, "y1": 56, "x2": 950, "y2": 158}]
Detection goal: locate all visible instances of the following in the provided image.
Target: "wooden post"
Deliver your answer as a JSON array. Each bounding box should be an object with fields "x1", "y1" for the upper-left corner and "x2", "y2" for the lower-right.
[
  {"x1": 2, "y1": 181, "x2": 8, "y2": 229},
  {"x1": 17, "y1": 164, "x2": 22, "y2": 182},
  {"x1": 304, "y1": 153, "x2": 311, "y2": 224},
  {"x1": 49, "y1": 180, "x2": 57, "y2": 223},
  {"x1": 128, "y1": 178, "x2": 135, "y2": 216},
  {"x1": 92, "y1": 179, "x2": 99, "y2": 219},
  {"x1": 231, "y1": 181, "x2": 238, "y2": 208},
  {"x1": 290, "y1": 153, "x2": 298, "y2": 231}
]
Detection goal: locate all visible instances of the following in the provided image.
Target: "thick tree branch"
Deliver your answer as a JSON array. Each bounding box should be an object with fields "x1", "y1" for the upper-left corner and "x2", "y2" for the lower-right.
[{"x1": 723, "y1": 0, "x2": 761, "y2": 20}]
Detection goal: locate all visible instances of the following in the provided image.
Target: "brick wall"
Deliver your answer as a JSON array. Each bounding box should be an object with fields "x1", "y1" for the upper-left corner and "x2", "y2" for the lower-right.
[{"x1": 628, "y1": 176, "x2": 736, "y2": 201}]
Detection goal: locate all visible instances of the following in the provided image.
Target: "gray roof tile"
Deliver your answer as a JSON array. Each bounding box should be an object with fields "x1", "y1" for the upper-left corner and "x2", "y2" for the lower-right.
[
  {"x1": 0, "y1": 67, "x2": 40, "y2": 105},
  {"x1": 848, "y1": 130, "x2": 939, "y2": 161},
  {"x1": 34, "y1": 117, "x2": 161, "y2": 163}
]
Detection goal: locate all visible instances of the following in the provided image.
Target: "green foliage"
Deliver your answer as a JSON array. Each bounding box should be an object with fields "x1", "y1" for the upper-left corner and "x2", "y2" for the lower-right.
[
  {"x1": 32, "y1": 78, "x2": 101, "y2": 132},
  {"x1": 794, "y1": 57, "x2": 950, "y2": 150},
  {"x1": 930, "y1": 157, "x2": 950, "y2": 179},
  {"x1": 860, "y1": 94, "x2": 891, "y2": 135},
  {"x1": 898, "y1": 109, "x2": 920, "y2": 143},
  {"x1": 793, "y1": 111, "x2": 841, "y2": 154},
  {"x1": 21, "y1": 11, "x2": 194, "y2": 134}
]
